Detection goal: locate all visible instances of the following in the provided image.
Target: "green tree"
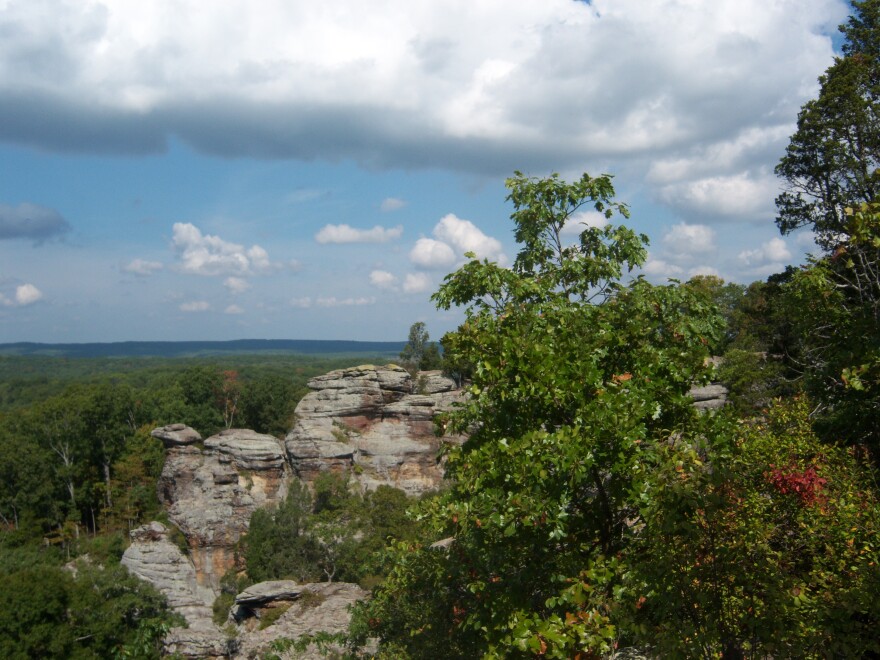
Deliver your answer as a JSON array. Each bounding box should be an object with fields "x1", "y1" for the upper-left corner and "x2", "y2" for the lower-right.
[
  {"x1": 400, "y1": 322, "x2": 443, "y2": 373},
  {"x1": 775, "y1": 0, "x2": 880, "y2": 248},
  {"x1": 243, "y1": 480, "x2": 323, "y2": 584},
  {"x1": 627, "y1": 397, "x2": 880, "y2": 657},
  {"x1": 351, "y1": 172, "x2": 724, "y2": 657}
]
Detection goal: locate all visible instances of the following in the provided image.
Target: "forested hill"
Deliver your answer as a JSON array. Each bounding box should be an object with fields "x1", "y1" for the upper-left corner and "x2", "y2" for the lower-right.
[{"x1": 0, "y1": 338, "x2": 405, "y2": 358}]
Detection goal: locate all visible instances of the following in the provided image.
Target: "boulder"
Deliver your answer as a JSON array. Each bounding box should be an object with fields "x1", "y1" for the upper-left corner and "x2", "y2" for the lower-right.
[
  {"x1": 234, "y1": 580, "x2": 302, "y2": 612},
  {"x1": 151, "y1": 423, "x2": 202, "y2": 447},
  {"x1": 689, "y1": 383, "x2": 729, "y2": 411},
  {"x1": 232, "y1": 582, "x2": 369, "y2": 659}
]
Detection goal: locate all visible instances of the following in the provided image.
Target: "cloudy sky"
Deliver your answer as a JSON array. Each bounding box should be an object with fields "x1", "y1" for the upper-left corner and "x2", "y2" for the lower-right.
[{"x1": 0, "y1": 0, "x2": 848, "y2": 343}]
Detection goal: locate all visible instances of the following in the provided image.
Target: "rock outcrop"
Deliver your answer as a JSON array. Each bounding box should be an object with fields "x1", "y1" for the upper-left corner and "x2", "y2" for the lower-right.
[
  {"x1": 232, "y1": 581, "x2": 369, "y2": 659},
  {"x1": 689, "y1": 383, "x2": 729, "y2": 411},
  {"x1": 157, "y1": 429, "x2": 290, "y2": 591},
  {"x1": 121, "y1": 522, "x2": 231, "y2": 658},
  {"x1": 133, "y1": 366, "x2": 464, "y2": 655},
  {"x1": 286, "y1": 365, "x2": 465, "y2": 495}
]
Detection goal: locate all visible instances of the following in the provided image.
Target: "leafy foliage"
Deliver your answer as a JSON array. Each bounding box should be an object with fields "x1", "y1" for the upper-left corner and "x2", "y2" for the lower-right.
[
  {"x1": 351, "y1": 172, "x2": 725, "y2": 657},
  {"x1": 775, "y1": 0, "x2": 880, "y2": 247}
]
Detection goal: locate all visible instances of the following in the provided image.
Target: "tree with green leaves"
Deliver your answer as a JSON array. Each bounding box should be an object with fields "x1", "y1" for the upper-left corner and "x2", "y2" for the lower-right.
[
  {"x1": 350, "y1": 172, "x2": 726, "y2": 657},
  {"x1": 773, "y1": 1, "x2": 880, "y2": 453},
  {"x1": 400, "y1": 322, "x2": 443, "y2": 373},
  {"x1": 775, "y1": 0, "x2": 880, "y2": 248}
]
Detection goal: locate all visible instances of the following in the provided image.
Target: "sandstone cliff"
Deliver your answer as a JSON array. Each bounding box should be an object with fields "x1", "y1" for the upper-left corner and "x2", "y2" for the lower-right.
[
  {"x1": 285, "y1": 365, "x2": 465, "y2": 495},
  {"x1": 134, "y1": 366, "x2": 464, "y2": 657}
]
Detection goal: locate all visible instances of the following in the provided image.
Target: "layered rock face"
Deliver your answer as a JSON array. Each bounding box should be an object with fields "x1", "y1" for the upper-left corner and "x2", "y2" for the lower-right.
[
  {"x1": 152, "y1": 426, "x2": 290, "y2": 591},
  {"x1": 136, "y1": 368, "x2": 464, "y2": 655},
  {"x1": 286, "y1": 365, "x2": 465, "y2": 495}
]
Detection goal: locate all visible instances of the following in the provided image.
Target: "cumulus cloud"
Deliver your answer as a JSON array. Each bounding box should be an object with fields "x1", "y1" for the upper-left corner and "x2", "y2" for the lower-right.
[
  {"x1": 434, "y1": 214, "x2": 506, "y2": 263},
  {"x1": 662, "y1": 223, "x2": 716, "y2": 261},
  {"x1": 369, "y1": 270, "x2": 398, "y2": 290},
  {"x1": 0, "y1": 203, "x2": 70, "y2": 242},
  {"x1": 224, "y1": 304, "x2": 244, "y2": 314},
  {"x1": 403, "y1": 272, "x2": 432, "y2": 294},
  {"x1": 410, "y1": 214, "x2": 507, "y2": 269},
  {"x1": 171, "y1": 223, "x2": 275, "y2": 276},
  {"x1": 739, "y1": 237, "x2": 792, "y2": 273},
  {"x1": 410, "y1": 238, "x2": 457, "y2": 269},
  {"x1": 124, "y1": 258, "x2": 163, "y2": 276},
  {"x1": 1, "y1": 283, "x2": 44, "y2": 307},
  {"x1": 642, "y1": 257, "x2": 684, "y2": 279},
  {"x1": 380, "y1": 197, "x2": 407, "y2": 212},
  {"x1": 0, "y1": 0, "x2": 844, "y2": 183},
  {"x1": 315, "y1": 224, "x2": 403, "y2": 244},
  {"x1": 179, "y1": 300, "x2": 210, "y2": 312},
  {"x1": 316, "y1": 296, "x2": 376, "y2": 307},
  {"x1": 656, "y1": 171, "x2": 779, "y2": 222},
  {"x1": 640, "y1": 224, "x2": 722, "y2": 281},
  {"x1": 561, "y1": 210, "x2": 610, "y2": 236},
  {"x1": 224, "y1": 276, "x2": 251, "y2": 293}
]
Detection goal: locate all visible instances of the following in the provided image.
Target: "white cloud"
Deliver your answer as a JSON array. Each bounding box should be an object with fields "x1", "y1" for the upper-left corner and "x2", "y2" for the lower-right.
[
  {"x1": 369, "y1": 270, "x2": 398, "y2": 290},
  {"x1": 0, "y1": 0, "x2": 843, "y2": 183},
  {"x1": 641, "y1": 257, "x2": 684, "y2": 279},
  {"x1": 561, "y1": 210, "x2": 610, "y2": 236},
  {"x1": 224, "y1": 276, "x2": 251, "y2": 294},
  {"x1": 403, "y1": 272, "x2": 432, "y2": 294},
  {"x1": 288, "y1": 259, "x2": 303, "y2": 272},
  {"x1": 380, "y1": 197, "x2": 407, "y2": 212},
  {"x1": 410, "y1": 213, "x2": 507, "y2": 270},
  {"x1": 795, "y1": 230, "x2": 818, "y2": 249},
  {"x1": 179, "y1": 300, "x2": 210, "y2": 312},
  {"x1": 171, "y1": 223, "x2": 275, "y2": 276},
  {"x1": 16, "y1": 283, "x2": 43, "y2": 305},
  {"x1": 433, "y1": 214, "x2": 507, "y2": 263},
  {"x1": 7, "y1": 283, "x2": 44, "y2": 306},
  {"x1": 688, "y1": 265, "x2": 721, "y2": 278},
  {"x1": 224, "y1": 304, "x2": 244, "y2": 314},
  {"x1": 410, "y1": 238, "x2": 456, "y2": 269},
  {"x1": 315, "y1": 224, "x2": 403, "y2": 244},
  {"x1": 124, "y1": 258, "x2": 163, "y2": 276},
  {"x1": 316, "y1": 296, "x2": 376, "y2": 307},
  {"x1": 662, "y1": 223, "x2": 716, "y2": 260},
  {"x1": 657, "y1": 172, "x2": 779, "y2": 221},
  {"x1": 290, "y1": 296, "x2": 313, "y2": 308},
  {"x1": 739, "y1": 237, "x2": 792, "y2": 266}
]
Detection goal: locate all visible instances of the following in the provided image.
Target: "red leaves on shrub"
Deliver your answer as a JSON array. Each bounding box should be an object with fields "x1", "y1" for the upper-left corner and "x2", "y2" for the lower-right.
[{"x1": 764, "y1": 464, "x2": 827, "y2": 506}]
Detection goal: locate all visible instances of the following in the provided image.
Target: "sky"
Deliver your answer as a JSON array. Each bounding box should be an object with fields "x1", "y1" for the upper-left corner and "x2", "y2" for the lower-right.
[{"x1": 0, "y1": 0, "x2": 851, "y2": 343}]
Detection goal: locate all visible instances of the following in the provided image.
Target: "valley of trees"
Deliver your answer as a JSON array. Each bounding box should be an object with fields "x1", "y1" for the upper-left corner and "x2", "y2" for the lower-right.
[{"x1": 3, "y1": 1, "x2": 880, "y2": 657}]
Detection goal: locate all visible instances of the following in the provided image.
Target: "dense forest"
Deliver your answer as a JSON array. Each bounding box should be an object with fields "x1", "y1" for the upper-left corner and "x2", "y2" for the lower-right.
[{"x1": 4, "y1": 1, "x2": 880, "y2": 658}]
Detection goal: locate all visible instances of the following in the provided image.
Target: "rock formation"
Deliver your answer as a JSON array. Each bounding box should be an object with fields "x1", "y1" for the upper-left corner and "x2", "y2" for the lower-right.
[
  {"x1": 132, "y1": 367, "x2": 464, "y2": 656},
  {"x1": 285, "y1": 365, "x2": 465, "y2": 495},
  {"x1": 689, "y1": 383, "x2": 729, "y2": 411},
  {"x1": 154, "y1": 427, "x2": 290, "y2": 592}
]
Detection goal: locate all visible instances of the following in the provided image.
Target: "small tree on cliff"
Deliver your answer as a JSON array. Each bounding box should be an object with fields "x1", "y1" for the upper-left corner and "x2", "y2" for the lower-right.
[{"x1": 400, "y1": 322, "x2": 442, "y2": 373}]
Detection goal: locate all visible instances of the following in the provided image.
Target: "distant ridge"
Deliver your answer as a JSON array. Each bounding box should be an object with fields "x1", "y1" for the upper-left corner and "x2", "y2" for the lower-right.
[{"x1": 0, "y1": 339, "x2": 406, "y2": 358}]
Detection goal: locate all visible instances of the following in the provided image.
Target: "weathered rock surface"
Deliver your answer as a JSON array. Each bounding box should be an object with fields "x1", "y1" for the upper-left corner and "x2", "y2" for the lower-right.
[
  {"x1": 233, "y1": 582, "x2": 369, "y2": 659},
  {"x1": 135, "y1": 366, "x2": 464, "y2": 655},
  {"x1": 152, "y1": 423, "x2": 202, "y2": 447},
  {"x1": 158, "y1": 430, "x2": 289, "y2": 591},
  {"x1": 286, "y1": 365, "x2": 465, "y2": 495},
  {"x1": 121, "y1": 521, "x2": 215, "y2": 625},
  {"x1": 689, "y1": 383, "x2": 729, "y2": 410},
  {"x1": 121, "y1": 522, "x2": 231, "y2": 658}
]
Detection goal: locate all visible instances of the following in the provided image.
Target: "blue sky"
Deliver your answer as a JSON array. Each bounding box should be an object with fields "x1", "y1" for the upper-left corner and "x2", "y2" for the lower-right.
[{"x1": 0, "y1": 0, "x2": 850, "y2": 343}]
